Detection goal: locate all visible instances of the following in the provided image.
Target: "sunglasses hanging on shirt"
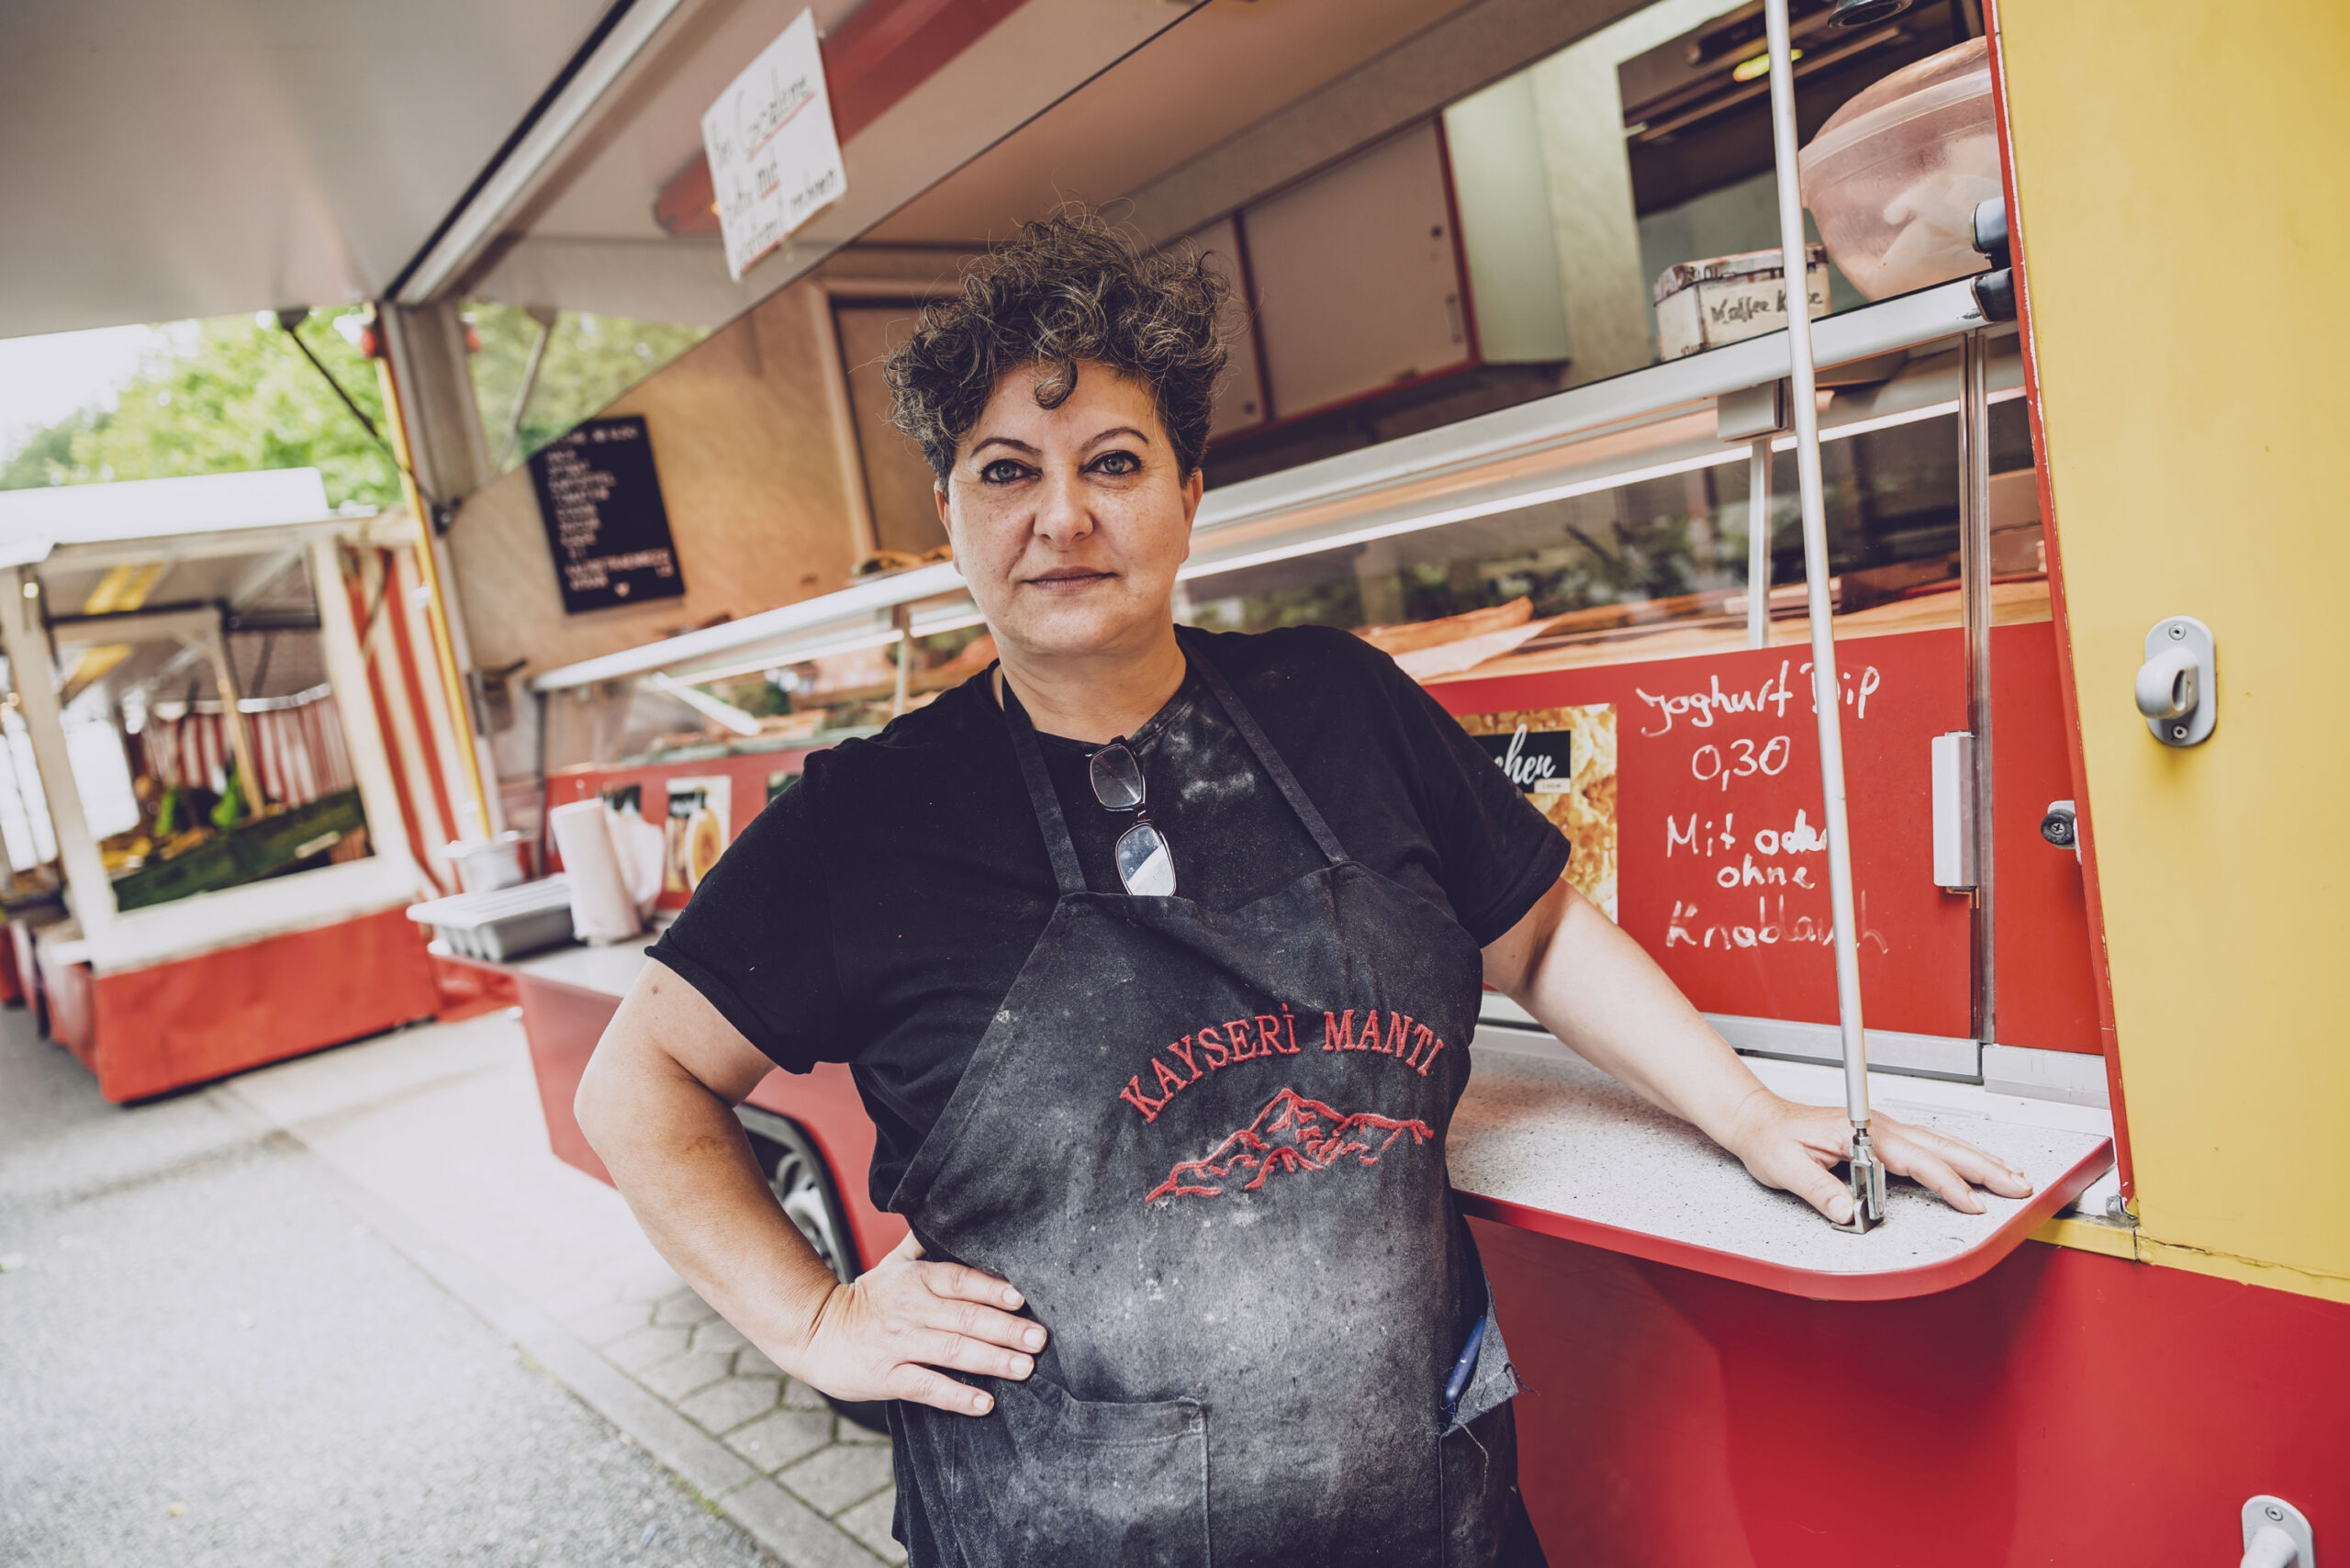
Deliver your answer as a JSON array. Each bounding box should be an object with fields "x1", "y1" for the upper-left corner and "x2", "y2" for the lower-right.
[{"x1": 1089, "y1": 739, "x2": 1177, "y2": 897}]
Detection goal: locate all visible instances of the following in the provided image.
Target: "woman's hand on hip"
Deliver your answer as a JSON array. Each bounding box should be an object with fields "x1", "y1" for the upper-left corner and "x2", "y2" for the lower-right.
[
  {"x1": 789, "y1": 1232, "x2": 1046, "y2": 1416},
  {"x1": 1723, "y1": 1090, "x2": 2036, "y2": 1226}
]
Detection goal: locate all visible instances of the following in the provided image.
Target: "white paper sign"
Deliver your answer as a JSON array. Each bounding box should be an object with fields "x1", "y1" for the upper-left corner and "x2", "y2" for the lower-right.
[{"x1": 700, "y1": 10, "x2": 847, "y2": 281}]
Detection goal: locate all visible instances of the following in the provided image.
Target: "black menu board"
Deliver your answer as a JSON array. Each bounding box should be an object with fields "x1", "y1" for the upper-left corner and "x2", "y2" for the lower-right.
[{"x1": 528, "y1": 416, "x2": 687, "y2": 613}]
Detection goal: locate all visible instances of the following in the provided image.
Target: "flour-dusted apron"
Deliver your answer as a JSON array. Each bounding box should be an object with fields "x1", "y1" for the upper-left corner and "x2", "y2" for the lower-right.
[{"x1": 887, "y1": 633, "x2": 1531, "y2": 1568}]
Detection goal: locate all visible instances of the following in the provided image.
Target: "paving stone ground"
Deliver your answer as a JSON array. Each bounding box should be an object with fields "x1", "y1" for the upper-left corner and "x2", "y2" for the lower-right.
[
  {"x1": 580, "y1": 1295, "x2": 901, "y2": 1562},
  {"x1": 0, "y1": 1009, "x2": 780, "y2": 1568},
  {"x1": 4, "y1": 1005, "x2": 905, "y2": 1566}
]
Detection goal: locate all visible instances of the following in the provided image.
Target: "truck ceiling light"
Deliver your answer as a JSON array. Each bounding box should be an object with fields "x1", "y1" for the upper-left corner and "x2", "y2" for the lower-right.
[{"x1": 1731, "y1": 49, "x2": 1800, "y2": 82}]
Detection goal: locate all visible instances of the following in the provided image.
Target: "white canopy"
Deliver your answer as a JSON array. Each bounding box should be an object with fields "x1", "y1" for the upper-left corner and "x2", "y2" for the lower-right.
[
  {"x1": 0, "y1": 469, "x2": 336, "y2": 565},
  {"x1": 0, "y1": 0, "x2": 611, "y2": 339},
  {"x1": 0, "y1": 0, "x2": 1518, "y2": 340}
]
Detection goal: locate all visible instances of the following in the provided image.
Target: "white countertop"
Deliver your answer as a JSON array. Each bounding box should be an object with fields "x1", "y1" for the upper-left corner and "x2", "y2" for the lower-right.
[
  {"x1": 509, "y1": 939, "x2": 657, "y2": 996},
  {"x1": 1450, "y1": 1025, "x2": 2113, "y2": 1298},
  {"x1": 431, "y1": 936, "x2": 655, "y2": 998}
]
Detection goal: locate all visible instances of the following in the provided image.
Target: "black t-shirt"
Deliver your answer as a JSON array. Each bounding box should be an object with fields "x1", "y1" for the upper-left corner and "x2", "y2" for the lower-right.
[{"x1": 650, "y1": 624, "x2": 1571, "y2": 1211}]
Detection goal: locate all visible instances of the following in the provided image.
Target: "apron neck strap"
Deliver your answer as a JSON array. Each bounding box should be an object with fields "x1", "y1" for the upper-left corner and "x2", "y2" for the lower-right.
[
  {"x1": 993, "y1": 631, "x2": 1351, "y2": 898},
  {"x1": 996, "y1": 669, "x2": 1090, "y2": 898},
  {"x1": 1177, "y1": 628, "x2": 1349, "y2": 868}
]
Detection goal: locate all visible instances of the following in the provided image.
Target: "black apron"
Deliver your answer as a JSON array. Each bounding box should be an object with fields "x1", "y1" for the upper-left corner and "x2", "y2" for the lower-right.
[{"x1": 886, "y1": 633, "x2": 1538, "y2": 1567}]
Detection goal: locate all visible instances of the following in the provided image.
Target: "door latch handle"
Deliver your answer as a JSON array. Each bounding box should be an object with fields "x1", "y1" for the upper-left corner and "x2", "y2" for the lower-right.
[
  {"x1": 2137, "y1": 617, "x2": 2216, "y2": 745},
  {"x1": 1930, "y1": 732, "x2": 1976, "y2": 890},
  {"x1": 2135, "y1": 646, "x2": 2199, "y2": 721},
  {"x1": 2242, "y1": 1495, "x2": 2313, "y2": 1568}
]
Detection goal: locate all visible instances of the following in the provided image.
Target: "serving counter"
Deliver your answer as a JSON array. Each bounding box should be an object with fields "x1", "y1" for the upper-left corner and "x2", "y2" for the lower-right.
[
  {"x1": 453, "y1": 935, "x2": 2112, "y2": 1304},
  {"x1": 1455, "y1": 1025, "x2": 2110, "y2": 1300}
]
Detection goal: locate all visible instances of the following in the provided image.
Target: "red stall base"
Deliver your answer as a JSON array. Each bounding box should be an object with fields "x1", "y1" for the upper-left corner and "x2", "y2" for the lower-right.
[
  {"x1": 429, "y1": 949, "x2": 521, "y2": 1022},
  {"x1": 486, "y1": 957, "x2": 910, "y2": 1272},
  {"x1": 0, "y1": 928, "x2": 24, "y2": 1008},
  {"x1": 45, "y1": 907, "x2": 440, "y2": 1103},
  {"x1": 1482, "y1": 1218, "x2": 2350, "y2": 1566}
]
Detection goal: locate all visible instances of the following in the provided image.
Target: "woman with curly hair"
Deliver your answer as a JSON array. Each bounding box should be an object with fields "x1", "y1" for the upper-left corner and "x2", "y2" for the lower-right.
[{"x1": 578, "y1": 212, "x2": 2029, "y2": 1566}]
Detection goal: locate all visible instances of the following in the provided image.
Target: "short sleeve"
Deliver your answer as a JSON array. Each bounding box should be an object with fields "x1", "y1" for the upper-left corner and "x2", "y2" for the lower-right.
[
  {"x1": 646, "y1": 761, "x2": 847, "y2": 1073},
  {"x1": 1369, "y1": 649, "x2": 1572, "y2": 946}
]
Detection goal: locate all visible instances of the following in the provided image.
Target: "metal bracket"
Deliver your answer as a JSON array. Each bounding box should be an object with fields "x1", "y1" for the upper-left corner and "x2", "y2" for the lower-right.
[
  {"x1": 1717, "y1": 380, "x2": 1789, "y2": 442},
  {"x1": 2244, "y1": 1495, "x2": 2314, "y2": 1567},
  {"x1": 1833, "y1": 1127, "x2": 1888, "y2": 1234}
]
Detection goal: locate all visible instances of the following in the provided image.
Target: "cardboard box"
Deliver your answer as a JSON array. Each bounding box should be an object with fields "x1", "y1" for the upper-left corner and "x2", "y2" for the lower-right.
[{"x1": 1653, "y1": 246, "x2": 1831, "y2": 361}]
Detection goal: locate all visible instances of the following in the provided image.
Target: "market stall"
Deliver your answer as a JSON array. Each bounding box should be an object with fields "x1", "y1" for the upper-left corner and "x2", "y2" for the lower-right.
[{"x1": 0, "y1": 470, "x2": 440, "y2": 1100}]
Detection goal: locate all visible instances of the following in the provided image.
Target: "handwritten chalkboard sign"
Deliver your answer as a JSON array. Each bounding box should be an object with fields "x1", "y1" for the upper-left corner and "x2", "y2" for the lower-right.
[
  {"x1": 1442, "y1": 638, "x2": 1973, "y2": 1041},
  {"x1": 528, "y1": 416, "x2": 687, "y2": 614}
]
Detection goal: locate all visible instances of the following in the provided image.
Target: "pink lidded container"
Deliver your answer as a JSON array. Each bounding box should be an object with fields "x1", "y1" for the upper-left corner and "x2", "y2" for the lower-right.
[{"x1": 1797, "y1": 37, "x2": 1998, "y2": 302}]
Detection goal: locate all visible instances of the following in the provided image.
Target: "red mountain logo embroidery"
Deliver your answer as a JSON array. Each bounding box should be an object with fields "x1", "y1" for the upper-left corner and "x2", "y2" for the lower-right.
[{"x1": 1143, "y1": 1088, "x2": 1433, "y2": 1204}]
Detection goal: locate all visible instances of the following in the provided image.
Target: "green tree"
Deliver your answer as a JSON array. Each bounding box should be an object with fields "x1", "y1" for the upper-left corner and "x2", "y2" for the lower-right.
[
  {"x1": 67, "y1": 313, "x2": 401, "y2": 508},
  {"x1": 4, "y1": 302, "x2": 709, "y2": 502},
  {"x1": 466, "y1": 304, "x2": 709, "y2": 473},
  {"x1": 0, "y1": 312, "x2": 401, "y2": 507},
  {"x1": 0, "y1": 409, "x2": 106, "y2": 490}
]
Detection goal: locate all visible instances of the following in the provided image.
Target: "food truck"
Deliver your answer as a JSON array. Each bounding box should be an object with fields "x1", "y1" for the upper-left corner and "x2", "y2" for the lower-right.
[{"x1": 369, "y1": 0, "x2": 2344, "y2": 1558}]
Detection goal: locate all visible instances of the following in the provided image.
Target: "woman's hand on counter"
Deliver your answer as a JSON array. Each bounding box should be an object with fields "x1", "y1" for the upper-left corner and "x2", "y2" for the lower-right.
[
  {"x1": 785, "y1": 1232, "x2": 1046, "y2": 1417},
  {"x1": 1720, "y1": 1092, "x2": 2035, "y2": 1226},
  {"x1": 1486, "y1": 880, "x2": 2036, "y2": 1224}
]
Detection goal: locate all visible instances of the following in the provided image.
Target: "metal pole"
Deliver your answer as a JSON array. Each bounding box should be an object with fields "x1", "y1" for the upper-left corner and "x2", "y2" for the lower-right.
[
  {"x1": 1762, "y1": 0, "x2": 1885, "y2": 1230},
  {"x1": 199, "y1": 619, "x2": 262, "y2": 814},
  {"x1": 1746, "y1": 439, "x2": 1773, "y2": 648},
  {"x1": 890, "y1": 605, "x2": 912, "y2": 718},
  {"x1": 497, "y1": 306, "x2": 560, "y2": 472},
  {"x1": 373, "y1": 311, "x2": 495, "y2": 841},
  {"x1": 1958, "y1": 332, "x2": 1996, "y2": 1054}
]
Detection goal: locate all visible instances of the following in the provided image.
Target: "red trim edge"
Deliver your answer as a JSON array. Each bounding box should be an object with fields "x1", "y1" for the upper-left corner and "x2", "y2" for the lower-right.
[{"x1": 1452, "y1": 1137, "x2": 2113, "y2": 1302}]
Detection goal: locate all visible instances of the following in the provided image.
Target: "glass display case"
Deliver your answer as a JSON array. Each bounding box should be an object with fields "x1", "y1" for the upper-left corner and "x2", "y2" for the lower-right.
[
  {"x1": 536, "y1": 586, "x2": 991, "y2": 776},
  {"x1": 531, "y1": 277, "x2": 2032, "y2": 753},
  {"x1": 1181, "y1": 331, "x2": 2035, "y2": 670}
]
